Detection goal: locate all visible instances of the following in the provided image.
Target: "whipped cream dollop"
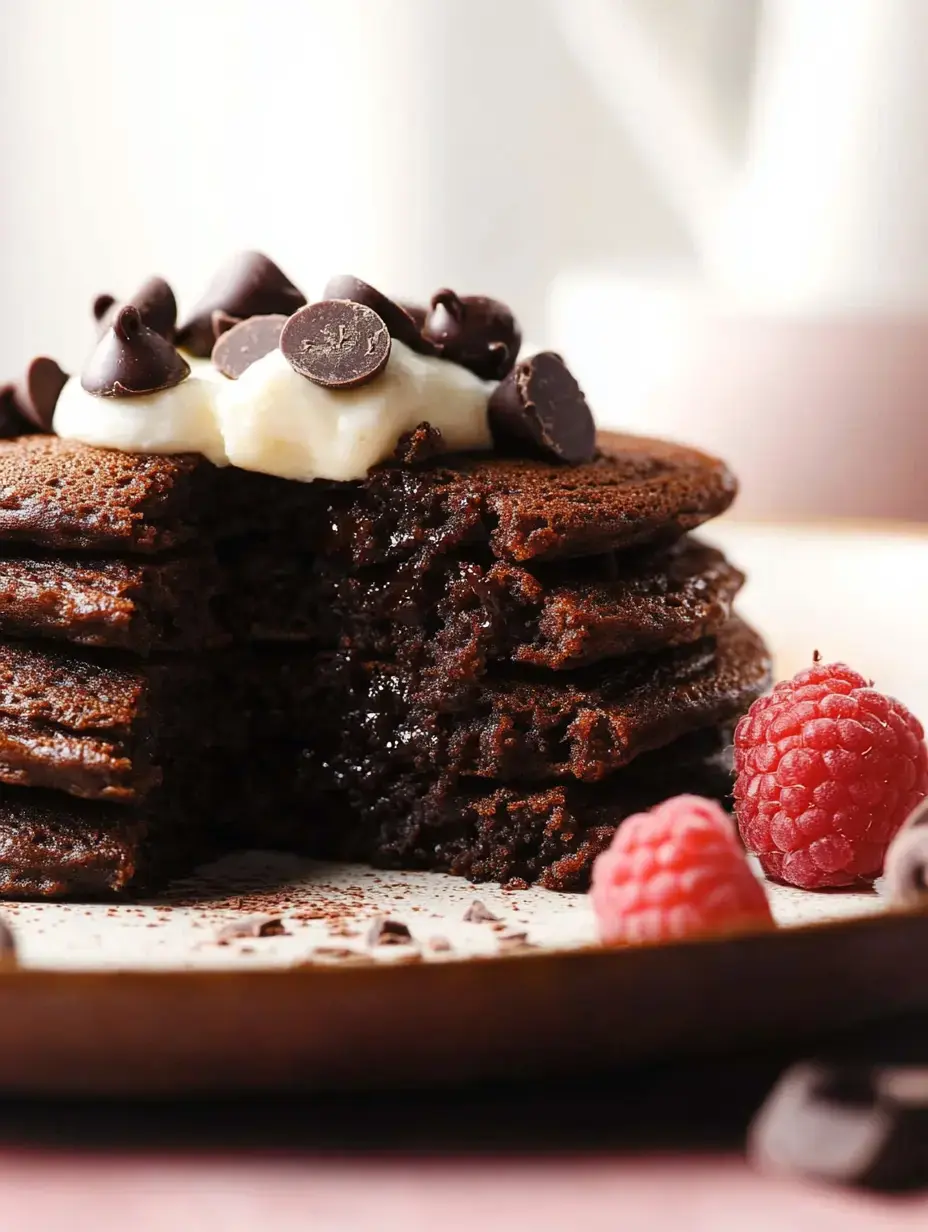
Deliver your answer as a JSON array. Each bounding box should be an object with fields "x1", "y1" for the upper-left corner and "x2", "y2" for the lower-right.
[{"x1": 53, "y1": 338, "x2": 494, "y2": 482}]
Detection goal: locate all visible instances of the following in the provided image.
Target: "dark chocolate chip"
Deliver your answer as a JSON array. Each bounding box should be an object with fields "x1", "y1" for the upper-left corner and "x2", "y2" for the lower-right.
[
  {"x1": 216, "y1": 914, "x2": 286, "y2": 942},
  {"x1": 81, "y1": 305, "x2": 190, "y2": 398},
  {"x1": 422, "y1": 289, "x2": 521, "y2": 380},
  {"x1": 749, "y1": 1061, "x2": 928, "y2": 1191},
  {"x1": 463, "y1": 899, "x2": 500, "y2": 924},
  {"x1": 0, "y1": 357, "x2": 70, "y2": 435},
  {"x1": 280, "y1": 300, "x2": 391, "y2": 390},
  {"x1": 324, "y1": 275, "x2": 433, "y2": 354},
  {"x1": 0, "y1": 915, "x2": 16, "y2": 962},
  {"x1": 488, "y1": 351, "x2": 596, "y2": 464},
  {"x1": 92, "y1": 293, "x2": 116, "y2": 321},
  {"x1": 94, "y1": 276, "x2": 178, "y2": 341},
  {"x1": 883, "y1": 823, "x2": 928, "y2": 908},
  {"x1": 176, "y1": 251, "x2": 306, "y2": 357},
  {"x1": 366, "y1": 917, "x2": 413, "y2": 947},
  {"x1": 211, "y1": 314, "x2": 288, "y2": 379}
]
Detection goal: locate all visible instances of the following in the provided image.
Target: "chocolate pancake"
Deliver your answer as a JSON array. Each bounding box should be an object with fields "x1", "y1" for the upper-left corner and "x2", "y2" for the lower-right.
[
  {"x1": 322, "y1": 618, "x2": 770, "y2": 784},
  {"x1": 319, "y1": 537, "x2": 743, "y2": 683}
]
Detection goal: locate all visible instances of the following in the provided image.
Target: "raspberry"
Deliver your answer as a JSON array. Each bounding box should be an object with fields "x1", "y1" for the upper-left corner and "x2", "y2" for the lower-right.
[
  {"x1": 590, "y1": 795, "x2": 773, "y2": 945},
  {"x1": 734, "y1": 660, "x2": 928, "y2": 890}
]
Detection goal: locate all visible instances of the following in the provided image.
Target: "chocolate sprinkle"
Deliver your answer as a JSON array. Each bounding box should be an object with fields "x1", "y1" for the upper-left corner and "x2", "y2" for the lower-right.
[
  {"x1": 463, "y1": 899, "x2": 500, "y2": 924},
  {"x1": 81, "y1": 305, "x2": 191, "y2": 398},
  {"x1": 176, "y1": 251, "x2": 306, "y2": 357},
  {"x1": 211, "y1": 314, "x2": 288, "y2": 379},
  {"x1": 422, "y1": 289, "x2": 521, "y2": 380},
  {"x1": 488, "y1": 351, "x2": 596, "y2": 464},
  {"x1": 0, "y1": 357, "x2": 69, "y2": 436},
  {"x1": 366, "y1": 917, "x2": 413, "y2": 946},
  {"x1": 323, "y1": 275, "x2": 433, "y2": 354},
  {"x1": 280, "y1": 300, "x2": 391, "y2": 390},
  {"x1": 94, "y1": 276, "x2": 178, "y2": 341}
]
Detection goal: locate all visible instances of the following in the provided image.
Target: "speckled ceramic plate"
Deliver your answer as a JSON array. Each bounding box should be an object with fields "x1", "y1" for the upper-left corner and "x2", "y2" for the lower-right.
[{"x1": 0, "y1": 522, "x2": 926, "y2": 1095}]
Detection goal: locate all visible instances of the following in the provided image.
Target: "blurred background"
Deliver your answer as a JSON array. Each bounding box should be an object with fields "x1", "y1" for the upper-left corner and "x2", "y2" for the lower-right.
[{"x1": 2, "y1": 0, "x2": 927, "y2": 520}]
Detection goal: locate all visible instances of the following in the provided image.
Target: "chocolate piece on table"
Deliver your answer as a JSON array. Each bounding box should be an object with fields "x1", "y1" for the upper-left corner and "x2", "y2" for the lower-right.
[
  {"x1": 0, "y1": 357, "x2": 69, "y2": 435},
  {"x1": 81, "y1": 306, "x2": 190, "y2": 398},
  {"x1": 94, "y1": 276, "x2": 178, "y2": 341},
  {"x1": 463, "y1": 899, "x2": 500, "y2": 924},
  {"x1": 323, "y1": 275, "x2": 432, "y2": 354},
  {"x1": 488, "y1": 351, "x2": 596, "y2": 464},
  {"x1": 422, "y1": 289, "x2": 521, "y2": 380},
  {"x1": 211, "y1": 314, "x2": 288, "y2": 379},
  {"x1": 176, "y1": 251, "x2": 306, "y2": 357},
  {"x1": 750, "y1": 1061, "x2": 928, "y2": 1192},
  {"x1": 366, "y1": 917, "x2": 413, "y2": 946},
  {"x1": 280, "y1": 301, "x2": 391, "y2": 390}
]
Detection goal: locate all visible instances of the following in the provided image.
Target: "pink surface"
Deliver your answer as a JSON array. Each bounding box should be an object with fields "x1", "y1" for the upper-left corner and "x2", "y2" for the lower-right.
[{"x1": 2, "y1": 1154, "x2": 925, "y2": 1232}]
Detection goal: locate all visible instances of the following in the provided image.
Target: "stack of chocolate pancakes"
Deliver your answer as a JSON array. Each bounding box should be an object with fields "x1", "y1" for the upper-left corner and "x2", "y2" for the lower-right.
[{"x1": 0, "y1": 258, "x2": 770, "y2": 896}]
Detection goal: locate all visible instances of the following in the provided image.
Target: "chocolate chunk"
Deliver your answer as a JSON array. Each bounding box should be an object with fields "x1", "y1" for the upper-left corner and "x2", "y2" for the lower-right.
[
  {"x1": 81, "y1": 306, "x2": 190, "y2": 398},
  {"x1": 280, "y1": 300, "x2": 391, "y2": 390},
  {"x1": 324, "y1": 275, "x2": 433, "y2": 354},
  {"x1": 0, "y1": 915, "x2": 16, "y2": 963},
  {"x1": 211, "y1": 314, "x2": 288, "y2": 379},
  {"x1": 0, "y1": 357, "x2": 69, "y2": 436},
  {"x1": 422, "y1": 289, "x2": 521, "y2": 380},
  {"x1": 216, "y1": 914, "x2": 286, "y2": 942},
  {"x1": 176, "y1": 251, "x2": 306, "y2": 357},
  {"x1": 489, "y1": 351, "x2": 596, "y2": 464},
  {"x1": 463, "y1": 899, "x2": 500, "y2": 924},
  {"x1": 94, "y1": 276, "x2": 178, "y2": 341},
  {"x1": 883, "y1": 823, "x2": 928, "y2": 908},
  {"x1": 366, "y1": 917, "x2": 413, "y2": 946},
  {"x1": 750, "y1": 1061, "x2": 928, "y2": 1191}
]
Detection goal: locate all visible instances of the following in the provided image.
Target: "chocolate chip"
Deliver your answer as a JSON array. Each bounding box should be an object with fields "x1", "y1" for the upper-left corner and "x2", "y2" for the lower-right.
[
  {"x1": 366, "y1": 917, "x2": 413, "y2": 946},
  {"x1": 422, "y1": 289, "x2": 521, "y2": 380},
  {"x1": 81, "y1": 305, "x2": 190, "y2": 398},
  {"x1": 463, "y1": 899, "x2": 500, "y2": 924},
  {"x1": 94, "y1": 276, "x2": 178, "y2": 341},
  {"x1": 280, "y1": 300, "x2": 391, "y2": 390},
  {"x1": 750, "y1": 1061, "x2": 928, "y2": 1191},
  {"x1": 324, "y1": 275, "x2": 433, "y2": 354},
  {"x1": 0, "y1": 356, "x2": 70, "y2": 436},
  {"x1": 489, "y1": 351, "x2": 596, "y2": 464},
  {"x1": 215, "y1": 914, "x2": 286, "y2": 942},
  {"x1": 883, "y1": 823, "x2": 928, "y2": 908},
  {"x1": 211, "y1": 314, "x2": 288, "y2": 379},
  {"x1": 176, "y1": 251, "x2": 306, "y2": 357}
]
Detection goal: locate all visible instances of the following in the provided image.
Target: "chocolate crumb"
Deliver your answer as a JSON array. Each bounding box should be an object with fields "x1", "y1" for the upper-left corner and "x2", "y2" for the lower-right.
[
  {"x1": 427, "y1": 935, "x2": 452, "y2": 953},
  {"x1": 463, "y1": 899, "x2": 500, "y2": 924},
  {"x1": 367, "y1": 917, "x2": 413, "y2": 946},
  {"x1": 392, "y1": 422, "x2": 443, "y2": 465},
  {"x1": 215, "y1": 914, "x2": 287, "y2": 942}
]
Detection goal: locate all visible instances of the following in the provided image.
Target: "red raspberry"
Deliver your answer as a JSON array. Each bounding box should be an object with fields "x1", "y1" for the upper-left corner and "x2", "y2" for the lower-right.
[
  {"x1": 734, "y1": 660, "x2": 928, "y2": 889},
  {"x1": 590, "y1": 795, "x2": 773, "y2": 945}
]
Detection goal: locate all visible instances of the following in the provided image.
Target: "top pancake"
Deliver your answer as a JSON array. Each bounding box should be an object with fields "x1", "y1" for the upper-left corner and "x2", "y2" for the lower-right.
[{"x1": 0, "y1": 431, "x2": 736, "y2": 562}]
